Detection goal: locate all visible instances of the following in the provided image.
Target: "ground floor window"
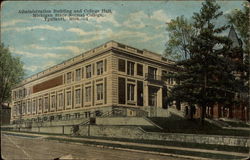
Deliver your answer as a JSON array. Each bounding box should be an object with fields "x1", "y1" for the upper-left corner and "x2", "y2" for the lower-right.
[
  {"x1": 127, "y1": 84, "x2": 135, "y2": 101},
  {"x1": 96, "y1": 84, "x2": 103, "y2": 100},
  {"x1": 66, "y1": 91, "x2": 72, "y2": 106},
  {"x1": 85, "y1": 87, "x2": 91, "y2": 102},
  {"x1": 75, "y1": 89, "x2": 81, "y2": 105}
]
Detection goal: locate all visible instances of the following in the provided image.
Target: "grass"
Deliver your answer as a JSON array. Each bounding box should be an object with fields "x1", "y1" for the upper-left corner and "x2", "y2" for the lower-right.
[
  {"x1": 3, "y1": 130, "x2": 248, "y2": 153},
  {"x1": 75, "y1": 135, "x2": 249, "y2": 153},
  {"x1": 219, "y1": 120, "x2": 250, "y2": 128},
  {"x1": 145, "y1": 115, "x2": 250, "y2": 137},
  {"x1": 46, "y1": 137, "x2": 247, "y2": 160},
  {"x1": 2, "y1": 132, "x2": 39, "y2": 138}
]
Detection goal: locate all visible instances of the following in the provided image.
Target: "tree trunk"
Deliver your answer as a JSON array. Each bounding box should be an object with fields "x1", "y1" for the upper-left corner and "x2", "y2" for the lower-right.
[{"x1": 200, "y1": 105, "x2": 206, "y2": 126}]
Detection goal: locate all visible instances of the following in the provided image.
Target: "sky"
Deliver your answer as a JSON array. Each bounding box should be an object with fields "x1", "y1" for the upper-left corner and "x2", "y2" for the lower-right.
[{"x1": 1, "y1": 1, "x2": 245, "y2": 77}]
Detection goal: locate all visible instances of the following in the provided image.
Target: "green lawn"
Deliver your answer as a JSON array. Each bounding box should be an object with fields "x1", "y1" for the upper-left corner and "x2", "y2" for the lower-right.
[
  {"x1": 219, "y1": 120, "x2": 250, "y2": 128},
  {"x1": 46, "y1": 137, "x2": 247, "y2": 160},
  {"x1": 145, "y1": 115, "x2": 250, "y2": 137}
]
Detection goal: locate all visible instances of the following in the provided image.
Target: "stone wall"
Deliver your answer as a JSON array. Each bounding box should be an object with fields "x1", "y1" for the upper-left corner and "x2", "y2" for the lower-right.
[
  {"x1": 15, "y1": 125, "x2": 73, "y2": 135},
  {"x1": 79, "y1": 125, "x2": 249, "y2": 147},
  {"x1": 95, "y1": 117, "x2": 154, "y2": 126}
]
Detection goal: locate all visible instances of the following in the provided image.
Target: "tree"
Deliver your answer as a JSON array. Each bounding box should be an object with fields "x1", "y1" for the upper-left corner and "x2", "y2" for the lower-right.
[
  {"x1": 227, "y1": 2, "x2": 249, "y2": 52},
  {"x1": 168, "y1": 0, "x2": 242, "y2": 125},
  {"x1": 227, "y1": 3, "x2": 249, "y2": 105},
  {"x1": 164, "y1": 16, "x2": 196, "y2": 60},
  {"x1": 0, "y1": 43, "x2": 24, "y2": 105}
]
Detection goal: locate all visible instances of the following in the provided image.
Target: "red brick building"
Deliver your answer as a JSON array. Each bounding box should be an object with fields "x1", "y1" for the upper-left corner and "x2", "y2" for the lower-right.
[{"x1": 194, "y1": 26, "x2": 249, "y2": 121}]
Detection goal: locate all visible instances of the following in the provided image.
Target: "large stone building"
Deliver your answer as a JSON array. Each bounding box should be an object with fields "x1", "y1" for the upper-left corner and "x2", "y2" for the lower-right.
[{"x1": 11, "y1": 41, "x2": 177, "y2": 125}]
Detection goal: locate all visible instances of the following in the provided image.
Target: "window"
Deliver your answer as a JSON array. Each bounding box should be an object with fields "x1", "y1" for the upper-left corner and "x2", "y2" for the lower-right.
[
  {"x1": 38, "y1": 98, "x2": 42, "y2": 111},
  {"x1": 137, "y1": 64, "x2": 143, "y2": 76},
  {"x1": 75, "y1": 89, "x2": 81, "y2": 105},
  {"x1": 50, "y1": 116, "x2": 54, "y2": 121},
  {"x1": 19, "y1": 89, "x2": 22, "y2": 98},
  {"x1": 65, "y1": 114, "x2": 71, "y2": 120},
  {"x1": 22, "y1": 102, "x2": 26, "y2": 114},
  {"x1": 127, "y1": 61, "x2": 134, "y2": 75},
  {"x1": 66, "y1": 72, "x2": 72, "y2": 83},
  {"x1": 32, "y1": 100, "x2": 36, "y2": 113},
  {"x1": 58, "y1": 93, "x2": 63, "y2": 108},
  {"x1": 74, "y1": 113, "x2": 80, "y2": 119},
  {"x1": 118, "y1": 77, "x2": 126, "y2": 104},
  {"x1": 13, "y1": 91, "x2": 16, "y2": 100},
  {"x1": 86, "y1": 65, "x2": 92, "y2": 78},
  {"x1": 127, "y1": 84, "x2": 135, "y2": 101},
  {"x1": 169, "y1": 72, "x2": 174, "y2": 84},
  {"x1": 28, "y1": 101, "x2": 32, "y2": 113},
  {"x1": 44, "y1": 97, "x2": 49, "y2": 110},
  {"x1": 51, "y1": 95, "x2": 56, "y2": 109},
  {"x1": 96, "y1": 84, "x2": 103, "y2": 100},
  {"x1": 66, "y1": 91, "x2": 71, "y2": 106},
  {"x1": 148, "y1": 67, "x2": 157, "y2": 80},
  {"x1": 57, "y1": 115, "x2": 62, "y2": 120},
  {"x1": 137, "y1": 81, "x2": 143, "y2": 106},
  {"x1": 118, "y1": 59, "x2": 125, "y2": 72},
  {"x1": 76, "y1": 68, "x2": 81, "y2": 81},
  {"x1": 85, "y1": 87, "x2": 91, "y2": 102},
  {"x1": 162, "y1": 70, "x2": 168, "y2": 81},
  {"x1": 97, "y1": 61, "x2": 104, "y2": 75}
]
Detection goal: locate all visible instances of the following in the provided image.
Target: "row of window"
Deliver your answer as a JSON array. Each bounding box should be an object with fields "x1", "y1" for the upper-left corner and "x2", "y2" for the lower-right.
[
  {"x1": 13, "y1": 59, "x2": 107, "y2": 100},
  {"x1": 12, "y1": 110, "x2": 102, "y2": 123},
  {"x1": 66, "y1": 60, "x2": 106, "y2": 84},
  {"x1": 118, "y1": 59, "x2": 175, "y2": 84},
  {"x1": 13, "y1": 87, "x2": 32, "y2": 100},
  {"x1": 118, "y1": 59, "x2": 143, "y2": 76},
  {"x1": 12, "y1": 83, "x2": 105, "y2": 116}
]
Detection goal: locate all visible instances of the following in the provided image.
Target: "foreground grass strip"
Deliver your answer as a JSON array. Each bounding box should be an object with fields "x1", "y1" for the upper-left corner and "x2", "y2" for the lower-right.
[
  {"x1": 45, "y1": 137, "x2": 247, "y2": 160},
  {"x1": 3, "y1": 130, "x2": 248, "y2": 153},
  {"x1": 76, "y1": 135, "x2": 249, "y2": 153},
  {"x1": 2, "y1": 132, "x2": 39, "y2": 138}
]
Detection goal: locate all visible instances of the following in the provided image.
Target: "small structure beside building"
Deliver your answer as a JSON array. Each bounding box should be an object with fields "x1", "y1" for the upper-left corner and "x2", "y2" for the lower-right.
[{"x1": 1, "y1": 103, "x2": 11, "y2": 125}]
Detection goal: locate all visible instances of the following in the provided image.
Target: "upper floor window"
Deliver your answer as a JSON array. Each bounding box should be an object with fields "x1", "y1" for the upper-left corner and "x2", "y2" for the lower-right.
[
  {"x1": 75, "y1": 89, "x2": 81, "y2": 105},
  {"x1": 137, "y1": 64, "x2": 143, "y2": 76},
  {"x1": 148, "y1": 67, "x2": 157, "y2": 80},
  {"x1": 28, "y1": 101, "x2": 32, "y2": 113},
  {"x1": 32, "y1": 100, "x2": 36, "y2": 113},
  {"x1": 85, "y1": 87, "x2": 91, "y2": 102},
  {"x1": 51, "y1": 95, "x2": 56, "y2": 109},
  {"x1": 127, "y1": 84, "x2": 135, "y2": 101},
  {"x1": 58, "y1": 93, "x2": 63, "y2": 108},
  {"x1": 86, "y1": 65, "x2": 92, "y2": 78},
  {"x1": 38, "y1": 98, "x2": 43, "y2": 111},
  {"x1": 19, "y1": 89, "x2": 22, "y2": 98},
  {"x1": 97, "y1": 61, "x2": 104, "y2": 75},
  {"x1": 76, "y1": 68, "x2": 81, "y2": 81},
  {"x1": 22, "y1": 102, "x2": 26, "y2": 114},
  {"x1": 96, "y1": 84, "x2": 103, "y2": 100},
  {"x1": 169, "y1": 72, "x2": 174, "y2": 85},
  {"x1": 13, "y1": 91, "x2": 16, "y2": 100},
  {"x1": 118, "y1": 59, "x2": 125, "y2": 72},
  {"x1": 127, "y1": 61, "x2": 134, "y2": 75},
  {"x1": 66, "y1": 72, "x2": 72, "y2": 83},
  {"x1": 66, "y1": 91, "x2": 71, "y2": 106},
  {"x1": 44, "y1": 97, "x2": 49, "y2": 110}
]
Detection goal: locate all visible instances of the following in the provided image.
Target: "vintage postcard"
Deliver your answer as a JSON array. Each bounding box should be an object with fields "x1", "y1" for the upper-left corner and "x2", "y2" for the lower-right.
[{"x1": 1, "y1": 0, "x2": 249, "y2": 160}]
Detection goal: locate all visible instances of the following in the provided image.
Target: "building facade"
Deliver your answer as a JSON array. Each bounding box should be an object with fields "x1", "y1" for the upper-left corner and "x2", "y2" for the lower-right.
[{"x1": 11, "y1": 41, "x2": 177, "y2": 125}]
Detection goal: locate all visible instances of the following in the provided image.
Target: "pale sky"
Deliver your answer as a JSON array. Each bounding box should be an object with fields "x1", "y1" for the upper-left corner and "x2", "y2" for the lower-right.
[{"x1": 1, "y1": 1, "x2": 245, "y2": 77}]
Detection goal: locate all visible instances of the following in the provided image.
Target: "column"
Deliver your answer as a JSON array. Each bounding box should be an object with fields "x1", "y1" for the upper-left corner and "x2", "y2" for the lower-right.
[
  {"x1": 144, "y1": 83, "x2": 148, "y2": 107},
  {"x1": 157, "y1": 87, "x2": 162, "y2": 108}
]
